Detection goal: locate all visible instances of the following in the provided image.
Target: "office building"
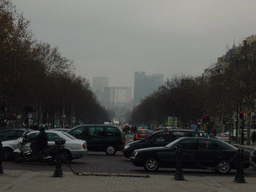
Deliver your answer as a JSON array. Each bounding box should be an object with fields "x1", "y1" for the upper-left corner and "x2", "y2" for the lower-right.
[
  {"x1": 92, "y1": 76, "x2": 108, "y2": 104},
  {"x1": 134, "y1": 72, "x2": 164, "y2": 106}
]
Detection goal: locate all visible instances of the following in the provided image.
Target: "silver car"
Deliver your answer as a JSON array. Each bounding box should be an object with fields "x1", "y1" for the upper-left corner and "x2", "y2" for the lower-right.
[{"x1": 2, "y1": 130, "x2": 87, "y2": 161}]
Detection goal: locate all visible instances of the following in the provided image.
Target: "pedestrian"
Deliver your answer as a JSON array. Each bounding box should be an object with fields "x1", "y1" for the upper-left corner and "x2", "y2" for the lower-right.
[
  {"x1": 134, "y1": 124, "x2": 137, "y2": 133},
  {"x1": 131, "y1": 125, "x2": 134, "y2": 134},
  {"x1": 252, "y1": 131, "x2": 256, "y2": 146}
]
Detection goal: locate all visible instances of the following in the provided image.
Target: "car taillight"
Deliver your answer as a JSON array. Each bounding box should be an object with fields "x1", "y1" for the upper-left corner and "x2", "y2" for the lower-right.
[
  {"x1": 82, "y1": 142, "x2": 86, "y2": 149},
  {"x1": 121, "y1": 138, "x2": 125, "y2": 144},
  {"x1": 245, "y1": 155, "x2": 250, "y2": 160},
  {"x1": 227, "y1": 137, "x2": 229, "y2": 140},
  {"x1": 215, "y1": 137, "x2": 218, "y2": 139},
  {"x1": 135, "y1": 134, "x2": 138, "y2": 138}
]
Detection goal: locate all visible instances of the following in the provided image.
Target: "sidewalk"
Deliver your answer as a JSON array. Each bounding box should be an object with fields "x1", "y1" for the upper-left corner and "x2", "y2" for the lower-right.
[
  {"x1": 233, "y1": 143, "x2": 256, "y2": 152},
  {"x1": 0, "y1": 170, "x2": 256, "y2": 192}
]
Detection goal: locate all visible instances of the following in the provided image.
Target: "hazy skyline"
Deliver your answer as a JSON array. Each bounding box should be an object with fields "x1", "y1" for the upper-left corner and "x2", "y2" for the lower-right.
[{"x1": 12, "y1": 0, "x2": 256, "y2": 89}]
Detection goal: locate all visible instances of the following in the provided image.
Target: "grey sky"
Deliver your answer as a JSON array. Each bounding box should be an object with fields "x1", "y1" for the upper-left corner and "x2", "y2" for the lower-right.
[{"x1": 13, "y1": 0, "x2": 256, "y2": 89}]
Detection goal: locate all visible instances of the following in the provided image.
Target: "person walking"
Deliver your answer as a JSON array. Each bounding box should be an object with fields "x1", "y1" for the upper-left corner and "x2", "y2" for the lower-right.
[
  {"x1": 131, "y1": 125, "x2": 134, "y2": 135},
  {"x1": 252, "y1": 131, "x2": 256, "y2": 146}
]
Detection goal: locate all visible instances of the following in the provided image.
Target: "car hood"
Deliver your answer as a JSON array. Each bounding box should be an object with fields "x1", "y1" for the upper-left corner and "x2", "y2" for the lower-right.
[{"x1": 128, "y1": 140, "x2": 143, "y2": 146}]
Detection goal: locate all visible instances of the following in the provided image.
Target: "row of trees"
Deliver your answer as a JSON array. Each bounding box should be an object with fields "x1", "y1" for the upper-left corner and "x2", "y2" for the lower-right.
[
  {"x1": 130, "y1": 35, "x2": 256, "y2": 144},
  {"x1": 0, "y1": 0, "x2": 110, "y2": 127}
]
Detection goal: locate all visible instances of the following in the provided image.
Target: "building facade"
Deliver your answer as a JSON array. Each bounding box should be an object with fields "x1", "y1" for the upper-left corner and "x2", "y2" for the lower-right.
[
  {"x1": 133, "y1": 72, "x2": 164, "y2": 106},
  {"x1": 92, "y1": 76, "x2": 108, "y2": 104}
]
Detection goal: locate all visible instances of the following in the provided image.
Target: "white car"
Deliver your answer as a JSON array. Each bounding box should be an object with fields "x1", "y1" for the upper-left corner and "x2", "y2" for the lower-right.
[{"x1": 2, "y1": 130, "x2": 87, "y2": 161}]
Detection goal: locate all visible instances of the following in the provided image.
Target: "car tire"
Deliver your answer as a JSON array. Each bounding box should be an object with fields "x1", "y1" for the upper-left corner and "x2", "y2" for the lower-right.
[
  {"x1": 216, "y1": 160, "x2": 231, "y2": 174},
  {"x1": 106, "y1": 145, "x2": 116, "y2": 155},
  {"x1": 144, "y1": 156, "x2": 159, "y2": 172},
  {"x1": 61, "y1": 150, "x2": 73, "y2": 163},
  {"x1": 3, "y1": 147, "x2": 14, "y2": 161}
]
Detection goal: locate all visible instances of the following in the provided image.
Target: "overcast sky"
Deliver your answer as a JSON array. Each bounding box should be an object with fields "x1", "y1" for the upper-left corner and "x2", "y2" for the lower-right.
[{"x1": 13, "y1": 0, "x2": 256, "y2": 89}]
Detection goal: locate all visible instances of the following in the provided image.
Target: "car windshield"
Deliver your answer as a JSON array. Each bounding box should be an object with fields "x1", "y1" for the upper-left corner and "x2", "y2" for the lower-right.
[
  {"x1": 165, "y1": 137, "x2": 184, "y2": 148},
  {"x1": 136, "y1": 130, "x2": 150, "y2": 134}
]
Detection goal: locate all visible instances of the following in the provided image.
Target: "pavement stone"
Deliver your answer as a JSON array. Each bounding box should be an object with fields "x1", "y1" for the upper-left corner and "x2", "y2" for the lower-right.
[{"x1": 0, "y1": 170, "x2": 256, "y2": 192}]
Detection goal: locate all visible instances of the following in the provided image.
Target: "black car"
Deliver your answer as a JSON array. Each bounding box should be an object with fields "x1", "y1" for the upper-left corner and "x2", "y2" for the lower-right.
[
  {"x1": 68, "y1": 124, "x2": 125, "y2": 155},
  {"x1": 123, "y1": 129, "x2": 206, "y2": 158},
  {"x1": 0, "y1": 128, "x2": 30, "y2": 141},
  {"x1": 130, "y1": 137, "x2": 251, "y2": 174}
]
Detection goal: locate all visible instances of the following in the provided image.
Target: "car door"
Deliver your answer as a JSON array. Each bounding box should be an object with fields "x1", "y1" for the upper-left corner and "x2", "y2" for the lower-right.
[
  {"x1": 176, "y1": 139, "x2": 198, "y2": 168},
  {"x1": 195, "y1": 139, "x2": 224, "y2": 168},
  {"x1": 46, "y1": 133, "x2": 60, "y2": 146},
  {"x1": 86, "y1": 126, "x2": 105, "y2": 151}
]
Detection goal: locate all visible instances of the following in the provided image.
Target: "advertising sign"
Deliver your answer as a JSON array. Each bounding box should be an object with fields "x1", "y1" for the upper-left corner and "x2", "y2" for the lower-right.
[
  {"x1": 167, "y1": 117, "x2": 173, "y2": 125},
  {"x1": 173, "y1": 117, "x2": 178, "y2": 126}
]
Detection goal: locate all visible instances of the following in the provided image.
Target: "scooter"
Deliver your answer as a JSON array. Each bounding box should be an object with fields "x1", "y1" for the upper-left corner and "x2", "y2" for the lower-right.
[
  {"x1": 13, "y1": 137, "x2": 57, "y2": 165},
  {"x1": 251, "y1": 148, "x2": 256, "y2": 169}
]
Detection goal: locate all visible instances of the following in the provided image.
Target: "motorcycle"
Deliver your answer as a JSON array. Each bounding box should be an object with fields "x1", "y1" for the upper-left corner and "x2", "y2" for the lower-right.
[
  {"x1": 251, "y1": 148, "x2": 256, "y2": 169},
  {"x1": 13, "y1": 136, "x2": 57, "y2": 165}
]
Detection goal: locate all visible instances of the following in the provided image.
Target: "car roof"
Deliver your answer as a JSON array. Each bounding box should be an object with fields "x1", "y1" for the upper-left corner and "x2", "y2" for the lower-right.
[
  {"x1": 71, "y1": 124, "x2": 120, "y2": 129},
  {"x1": 179, "y1": 137, "x2": 224, "y2": 141},
  {"x1": 0, "y1": 128, "x2": 31, "y2": 132},
  {"x1": 159, "y1": 128, "x2": 204, "y2": 132}
]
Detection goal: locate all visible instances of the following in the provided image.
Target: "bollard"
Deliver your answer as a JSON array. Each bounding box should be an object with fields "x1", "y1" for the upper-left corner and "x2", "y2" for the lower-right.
[
  {"x1": 0, "y1": 139, "x2": 4, "y2": 174},
  {"x1": 234, "y1": 149, "x2": 246, "y2": 183},
  {"x1": 174, "y1": 144, "x2": 184, "y2": 180},
  {"x1": 53, "y1": 137, "x2": 66, "y2": 177}
]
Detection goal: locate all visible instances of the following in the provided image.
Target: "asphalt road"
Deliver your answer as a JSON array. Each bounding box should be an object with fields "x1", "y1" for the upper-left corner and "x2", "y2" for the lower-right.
[
  {"x1": 1, "y1": 134, "x2": 256, "y2": 177},
  {"x1": 2, "y1": 150, "x2": 256, "y2": 178}
]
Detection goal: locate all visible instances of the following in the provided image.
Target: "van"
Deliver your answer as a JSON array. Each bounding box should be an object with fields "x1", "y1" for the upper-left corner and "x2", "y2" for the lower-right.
[
  {"x1": 122, "y1": 128, "x2": 206, "y2": 158},
  {"x1": 68, "y1": 124, "x2": 125, "y2": 155}
]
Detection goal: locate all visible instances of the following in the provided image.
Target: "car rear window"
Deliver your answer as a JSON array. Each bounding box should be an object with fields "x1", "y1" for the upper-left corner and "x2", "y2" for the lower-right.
[
  {"x1": 62, "y1": 131, "x2": 77, "y2": 140},
  {"x1": 136, "y1": 130, "x2": 148, "y2": 134}
]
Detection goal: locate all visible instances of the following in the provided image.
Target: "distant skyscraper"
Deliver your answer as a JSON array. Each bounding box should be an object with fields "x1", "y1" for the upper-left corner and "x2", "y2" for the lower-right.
[
  {"x1": 92, "y1": 76, "x2": 108, "y2": 103},
  {"x1": 133, "y1": 72, "x2": 164, "y2": 106}
]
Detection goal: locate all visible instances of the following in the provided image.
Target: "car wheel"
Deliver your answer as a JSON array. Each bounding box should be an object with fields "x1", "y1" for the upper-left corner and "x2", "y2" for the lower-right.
[
  {"x1": 144, "y1": 156, "x2": 159, "y2": 172},
  {"x1": 61, "y1": 150, "x2": 73, "y2": 163},
  {"x1": 3, "y1": 147, "x2": 14, "y2": 161},
  {"x1": 216, "y1": 160, "x2": 231, "y2": 174},
  {"x1": 106, "y1": 145, "x2": 116, "y2": 155}
]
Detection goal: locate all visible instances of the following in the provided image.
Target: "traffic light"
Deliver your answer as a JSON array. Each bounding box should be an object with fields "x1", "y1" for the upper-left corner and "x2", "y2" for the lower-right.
[
  {"x1": 239, "y1": 111, "x2": 243, "y2": 119},
  {"x1": 206, "y1": 114, "x2": 209, "y2": 122}
]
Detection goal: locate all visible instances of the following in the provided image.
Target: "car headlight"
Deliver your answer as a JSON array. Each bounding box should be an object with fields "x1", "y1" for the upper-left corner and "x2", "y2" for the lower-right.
[{"x1": 124, "y1": 144, "x2": 130, "y2": 149}]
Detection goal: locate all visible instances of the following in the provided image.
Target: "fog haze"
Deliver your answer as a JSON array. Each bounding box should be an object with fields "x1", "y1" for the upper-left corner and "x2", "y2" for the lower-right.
[{"x1": 12, "y1": 0, "x2": 256, "y2": 88}]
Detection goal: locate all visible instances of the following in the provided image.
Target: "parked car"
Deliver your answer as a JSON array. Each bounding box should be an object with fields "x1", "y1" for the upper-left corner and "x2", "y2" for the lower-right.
[
  {"x1": 67, "y1": 124, "x2": 125, "y2": 155},
  {"x1": 134, "y1": 129, "x2": 154, "y2": 141},
  {"x1": 123, "y1": 129, "x2": 206, "y2": 158},
  {"x1": 2, "y1": 130, "x2": 87, "y2": 161},
  {"x1": 215, "y1": 133, "x2": 230, "y2": 143},
  {"x1": 0, "y1": 128, "x2": 31, "y2": 141},
  {"x1": 130, "y1": 137, "x2": 251, "y2": 173}
]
